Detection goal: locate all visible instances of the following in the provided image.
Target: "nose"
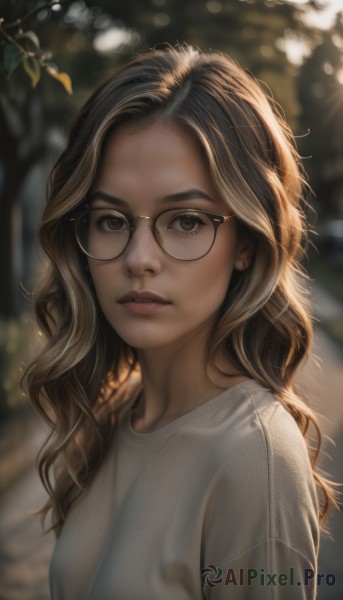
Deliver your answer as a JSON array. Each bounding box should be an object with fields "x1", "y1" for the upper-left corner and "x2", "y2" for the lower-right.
[{"x1": 123, "y1": 218, "x2": 163, "y2": 276}]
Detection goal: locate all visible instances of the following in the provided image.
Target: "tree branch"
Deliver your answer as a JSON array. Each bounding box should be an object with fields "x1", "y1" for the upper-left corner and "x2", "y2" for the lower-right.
[
  {"x1": 0, "y1": 24, "x2": 35, "y2": 57},
  {"x1": 2, "y1": 1, "x2": 73, "y2": 30}
]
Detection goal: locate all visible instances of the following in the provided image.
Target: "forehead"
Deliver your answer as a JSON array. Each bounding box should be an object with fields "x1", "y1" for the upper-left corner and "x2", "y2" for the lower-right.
[
  {"x1": 93, "y1": 120, "x2": 220, "y2": 208},
  {"x1": 101, "y1": 119, "x2": 203, "y2": 166}
]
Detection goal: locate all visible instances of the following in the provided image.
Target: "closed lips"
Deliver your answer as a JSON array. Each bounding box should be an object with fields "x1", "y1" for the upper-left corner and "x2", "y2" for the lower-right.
[
  {"x1": 130, "y1": 298, "x2": 161, "y2": 303},
  {"x1": 118, "y1": 291, "x2": 170, "y2": 304}
]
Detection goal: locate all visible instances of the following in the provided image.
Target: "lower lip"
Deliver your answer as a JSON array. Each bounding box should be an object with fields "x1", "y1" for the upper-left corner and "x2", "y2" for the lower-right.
[{"x1": 119, "y1": 301, "x2": 171, "y2": 315}]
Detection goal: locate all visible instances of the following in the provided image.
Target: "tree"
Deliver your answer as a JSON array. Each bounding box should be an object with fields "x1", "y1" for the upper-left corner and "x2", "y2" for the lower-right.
[
  {"x1": 0, "y1": 0, "x2": 325, "y2": 316},
  {"x1": 0, "y1": 0, "x2": 111, "y2": 317},
  {"x1": 1, "y1": 2, "x2": 68, "y2": 316},
  {"x1": 298, "y1": 13, "x2": 343, "y2": 217}
]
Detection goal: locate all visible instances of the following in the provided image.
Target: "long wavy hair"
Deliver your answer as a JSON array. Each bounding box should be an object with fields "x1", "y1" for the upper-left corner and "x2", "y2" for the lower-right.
[{"x1": 24, "y1": 44, "x2": 336, "y2": 535}]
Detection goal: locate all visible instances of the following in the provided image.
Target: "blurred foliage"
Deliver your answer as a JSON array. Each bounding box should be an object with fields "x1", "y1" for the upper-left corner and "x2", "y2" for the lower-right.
[
  {"x1": 322, "y1": 317, "x2": 343, "y2": 349},
  {"x1": 93, "y1": 0, "x2": 312, "y2": 127},
  {"x1": 0, "y1": 313, "x2": 38, "y2": 421},
  {"x1": 1, "y1": 0, "x2": 326, "y2": 124},
  {"x1": 0, "y1": 2, "x2": 72, "y2": 92},
  {"x1": 309, "y1": 255, "x2": 343, "y2": 305},
  {"x1": 297, "y1": 13, "x2": 343, "y2": 218},
  {"x1": 310, "y1": 250, "x2": 343, "y2": 347}
]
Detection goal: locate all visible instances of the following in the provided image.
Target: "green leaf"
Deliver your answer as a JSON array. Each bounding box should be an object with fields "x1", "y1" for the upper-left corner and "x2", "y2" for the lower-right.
[
  {"x1": 16, "y1": 31, "x2": 40, "y2": 54},
  {"x1": 3, "y1": 44, "x2": 24, "y2": 74},
  {"x1": 22, "y1": 57, "x2": 41, "y2": 88},
  {"x1": 17, "y1": 30, "x2": 40, "y2": 50}
]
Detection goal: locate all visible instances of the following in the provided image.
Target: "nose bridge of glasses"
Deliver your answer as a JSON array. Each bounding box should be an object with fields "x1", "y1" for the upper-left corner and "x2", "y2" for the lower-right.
[
  {"x1": 131, "y1": 215, "x2": 155, "y2": 236},
  {"x1": 131, "y1": 214, "x2": 154, "y2": 230},
  {"x1": 129, "y1": 214, "x2": 160, "y2": 252}
]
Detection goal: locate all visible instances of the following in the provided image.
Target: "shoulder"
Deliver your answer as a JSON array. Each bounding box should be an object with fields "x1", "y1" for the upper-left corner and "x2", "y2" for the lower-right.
[
  {"x1": 208, "y1": 380, "x2": 319, "y2": 515},
  {"x1": 204, "y1": 380, "x2": 311, "y2": 472}
]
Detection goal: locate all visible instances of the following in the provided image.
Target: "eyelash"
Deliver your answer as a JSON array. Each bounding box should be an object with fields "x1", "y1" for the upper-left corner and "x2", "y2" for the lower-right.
[
  {"x1": 95, "y1": 215, "x2": 128, "y2": 231},
  {"x1": 168, "y1": 214, "x2": 206, "y2": 233},
  {"x1": 93, "y1": 211, "x2": 207, "y2": 230}
]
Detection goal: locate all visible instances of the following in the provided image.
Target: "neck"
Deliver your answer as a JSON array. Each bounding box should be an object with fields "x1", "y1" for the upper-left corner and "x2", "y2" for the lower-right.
[{"x1": 132, "y1": 327, "x2": 247, "y2": 433}]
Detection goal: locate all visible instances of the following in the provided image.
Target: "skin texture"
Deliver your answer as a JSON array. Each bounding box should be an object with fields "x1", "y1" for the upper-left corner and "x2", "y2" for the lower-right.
[{"x1": 88, "y1": 120, "x2": 253, "y2": 432}]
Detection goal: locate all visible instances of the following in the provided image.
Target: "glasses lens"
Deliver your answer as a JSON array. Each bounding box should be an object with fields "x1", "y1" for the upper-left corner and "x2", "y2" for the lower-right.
[
  {"x1": 155, "y1": 209, "x2": 215, "y2": 260},
  {"x1": 75, "y1": 209, "x2": 131, "y2": 260}
]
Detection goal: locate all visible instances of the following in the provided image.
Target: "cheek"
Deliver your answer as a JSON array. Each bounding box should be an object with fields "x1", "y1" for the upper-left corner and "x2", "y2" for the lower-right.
[
  {"x1": 200, "y1": 241, "x2": 238, "y2": 310},
  {"x1": 88, "y1": 263, "x2": 119, "y2": 306},
  {"x1": 182, "y1": 254, "x2": 234, "y2": 315}
]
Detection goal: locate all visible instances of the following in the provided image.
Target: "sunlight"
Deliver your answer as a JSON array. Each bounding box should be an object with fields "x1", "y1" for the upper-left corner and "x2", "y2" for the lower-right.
[
  {"x1": 291, "y1": 0, "x2": 343, "y2": 30},
  {"x1": 277, "y1": 32, "x2": 312, "y2": 65},
  {"x1": 93, "y1": 27, "x2": 140, "y2": 53}
]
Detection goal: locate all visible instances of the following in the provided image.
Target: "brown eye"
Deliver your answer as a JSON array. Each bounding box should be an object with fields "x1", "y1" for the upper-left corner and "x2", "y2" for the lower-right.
[
  {"x1": 167, "y1": 213, "x2": 205, "y2": 234},
  {"x1": 95, "y1": 215, "x2": 128, "y2": 232},
  {"x1": 179, "y1": 216, "x2": 198, "y2": 231}
]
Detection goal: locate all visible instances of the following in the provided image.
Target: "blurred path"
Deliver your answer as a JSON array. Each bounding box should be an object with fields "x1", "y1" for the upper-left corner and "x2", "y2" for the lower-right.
[
  {"x1": 301, "y1": 281, "x2": 343, "y2": 600},
  {"x1": 0, "y1": 283, "x2": 342, "y2": 599},
  {"x1": 0, "y1": 467, "x2": 54, "y2": 600},
  {"x1": 309, "y1": 330, "x2": 343, "y2": 600}
]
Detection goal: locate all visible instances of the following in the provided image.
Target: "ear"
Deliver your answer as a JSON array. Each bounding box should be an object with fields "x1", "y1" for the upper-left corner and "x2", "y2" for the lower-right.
[{"x1": 233, "y1": 236, "x2": 255, "y2": 271}]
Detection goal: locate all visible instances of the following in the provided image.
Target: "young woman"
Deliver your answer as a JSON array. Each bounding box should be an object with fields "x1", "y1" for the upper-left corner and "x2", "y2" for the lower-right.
[{"x1": 25, "y1": 45, "x2": 335, "y2": 599}]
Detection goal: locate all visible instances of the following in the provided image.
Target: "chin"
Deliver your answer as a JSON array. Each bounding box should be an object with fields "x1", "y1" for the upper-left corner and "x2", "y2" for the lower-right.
[
  {"x1": 111, "y1": 325, "x2": 171, "y2": 351},
  {"x1": 119, "y1": 337, "x2": 171, "y2": 351}
]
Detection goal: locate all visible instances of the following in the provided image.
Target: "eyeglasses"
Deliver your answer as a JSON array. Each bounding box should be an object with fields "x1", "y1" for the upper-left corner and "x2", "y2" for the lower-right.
[{"x1": 69, "y1": 207, "x2": 233, "y2": 261}]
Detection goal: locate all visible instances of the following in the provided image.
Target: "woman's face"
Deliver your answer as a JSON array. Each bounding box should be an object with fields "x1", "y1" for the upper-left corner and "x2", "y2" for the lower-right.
[{"x1": 88, "y1": 120, "x2": 250, "y2": 352}]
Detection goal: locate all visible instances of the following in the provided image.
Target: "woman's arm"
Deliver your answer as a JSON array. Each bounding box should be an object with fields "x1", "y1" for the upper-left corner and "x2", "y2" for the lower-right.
[{"x1": 200, "y1": 392, "x2": 319, "y2": 600}]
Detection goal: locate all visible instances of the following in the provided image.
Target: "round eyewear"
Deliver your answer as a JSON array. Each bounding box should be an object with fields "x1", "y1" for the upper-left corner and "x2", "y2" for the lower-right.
[{"x1": 69, "y1": 207, "x2": 233, "y2": 262}]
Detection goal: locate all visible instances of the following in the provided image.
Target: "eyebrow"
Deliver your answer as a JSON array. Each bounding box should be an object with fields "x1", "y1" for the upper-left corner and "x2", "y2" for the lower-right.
[{"x1": 89, "y1": 188, "x2": 216, "y2": 207}]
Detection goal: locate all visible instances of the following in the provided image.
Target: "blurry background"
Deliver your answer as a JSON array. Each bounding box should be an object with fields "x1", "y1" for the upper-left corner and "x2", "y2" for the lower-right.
[{"x1": 0, "y1": 1, "x2": 342, "y2": 599}]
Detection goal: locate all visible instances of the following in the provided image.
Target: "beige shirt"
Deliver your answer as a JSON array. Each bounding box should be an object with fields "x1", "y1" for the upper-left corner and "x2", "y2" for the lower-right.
[{"x1": 50, "y1": 379, "x2": 319, "y2": 599}]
